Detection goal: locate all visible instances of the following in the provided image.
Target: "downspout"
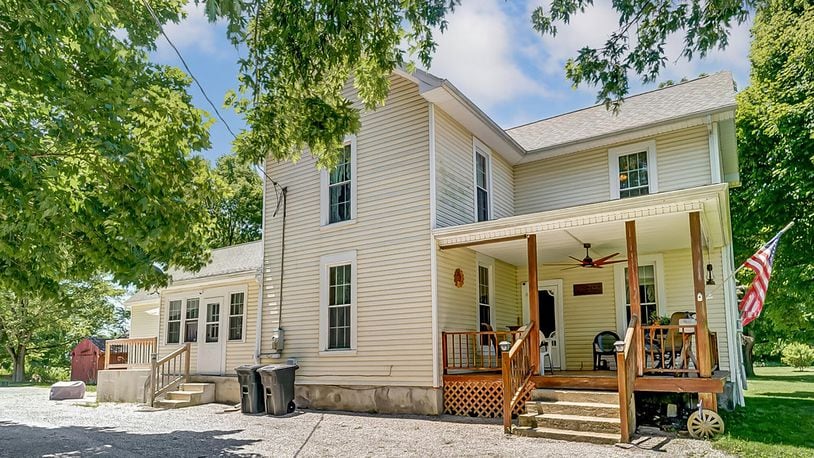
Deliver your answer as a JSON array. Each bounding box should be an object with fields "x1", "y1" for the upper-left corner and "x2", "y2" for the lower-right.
[{"x1": 254, "y1": 160, "x2": 268, "y2": 364}]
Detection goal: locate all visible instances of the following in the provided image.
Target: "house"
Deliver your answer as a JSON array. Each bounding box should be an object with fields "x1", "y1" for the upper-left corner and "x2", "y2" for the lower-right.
[{"x1": 125, "y1": 70, "x2": 743, "y2": 442}]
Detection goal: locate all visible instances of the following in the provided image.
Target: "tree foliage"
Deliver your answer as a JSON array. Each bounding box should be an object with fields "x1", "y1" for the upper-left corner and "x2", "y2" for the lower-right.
[
  {"x1": 732, "y1": 0, "x2": 814, "y2": 345},
  {"x1": 0, "y1": 0, "x2": 221, "y2": 295},
  {"x1": 781, "y1": 342, "x2": 814, "y2": 371},
  {"x1": 0, "y1": 279, "x2": 123, "y2": 382},
  {"x1": 532, "y1": 0, "x2": 753, "y2": 108},
  {"x1": 209, "y1": 155, "x2": 263, "y2": 249},
  {"x1": 200, "y1": 0, "x2": 458, "y2": 167}
]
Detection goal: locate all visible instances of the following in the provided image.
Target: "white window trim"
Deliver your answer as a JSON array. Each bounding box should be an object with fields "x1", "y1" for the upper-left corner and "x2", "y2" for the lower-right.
[
  {"x1": 472, "y1": 137, "x2": 493, "y2": 222},
  {"x1": 476, "y1": 254, "x2": 495, "y2": 329},
  {"x1": 183, "y1": 297, "x2": 200, "y2": 344},
  {"x1": 613, "y1": 254, "x2": 667, "y2": 335},
  {"x1": 608, "y1": 140, "x2": 658, "y2": 200},
  {"x1": 166, "y1": 299, "x2": 183, "y2": 345},
  {"x1": 164, "y1": 286, "x2": 249, "y2": 346},
  {"x1": 320, "y1": 134, "x2": 358, "y2": 228},
  {"x1": 227, "y1": 291, "x2": 249, "y2": 343},
  {"x1": 319, "y1": 250, "x2": 358, "y2": 356}
]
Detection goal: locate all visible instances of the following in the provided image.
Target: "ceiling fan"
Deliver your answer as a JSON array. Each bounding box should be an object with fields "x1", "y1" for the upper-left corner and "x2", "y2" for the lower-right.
[{"x1": 543, "y1": 243, "x2": 627, "y2": 270}]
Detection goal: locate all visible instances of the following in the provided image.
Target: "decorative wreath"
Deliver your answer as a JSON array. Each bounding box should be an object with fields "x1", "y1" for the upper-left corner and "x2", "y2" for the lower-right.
[{"x1": 453, "y1": 268, "x2": 465, "y2": 288}]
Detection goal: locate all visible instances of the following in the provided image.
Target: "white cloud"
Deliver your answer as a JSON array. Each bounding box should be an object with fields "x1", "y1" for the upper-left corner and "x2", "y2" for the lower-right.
[
  {"x1": 425, "y1": 0, "x2": 550, "y2": 109},
  {"x1": 155, "y1": 2, "x2": 225, "y2": 60}
]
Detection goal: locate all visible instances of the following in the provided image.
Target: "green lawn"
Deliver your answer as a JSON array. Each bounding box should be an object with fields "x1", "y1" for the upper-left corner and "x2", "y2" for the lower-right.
[{"x1": 714, "y1": 366, "x2": 814, "y2": 457}]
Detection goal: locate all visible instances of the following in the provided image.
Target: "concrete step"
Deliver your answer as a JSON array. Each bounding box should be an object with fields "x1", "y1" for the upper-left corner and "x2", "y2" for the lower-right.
[
  {"x1": 534, "y1": 413, "x2": 621, "y2": 434},
  {"x1": 155, "y1": 398, "x2": 193, "y2": 409},
  {"x1": 526, "y1": 400, "x2": 620, "y2": 418},
  {"x1": 531, "y1": 389, "x2": 619, "y2": 405},
  {"x1": 180, "y1": 383, "x2": 210, "y2": 393},
  {"x1": 513, "y1": 426, "x2": 619, "y2": 445},
  {"x1": 517, "y1": 413, "x2": 538, "y2": 427},
  {"x1": 165, "y1": 390, "x2": 202, "y2": 402}
]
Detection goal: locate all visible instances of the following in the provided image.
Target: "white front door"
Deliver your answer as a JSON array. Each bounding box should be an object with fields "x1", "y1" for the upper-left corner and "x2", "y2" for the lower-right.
[
  {"x1": 197, "y1": 297, "x2": 225, "y2": 374},
  {"x1": 522, "y1": 280, "x2": 566, "y2": 369}
]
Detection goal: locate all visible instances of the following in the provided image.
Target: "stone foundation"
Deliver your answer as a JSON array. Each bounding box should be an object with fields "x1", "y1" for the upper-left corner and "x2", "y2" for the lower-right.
[
  {"x1": 294, "y1": 385, "x2": 442, "y2": 415},
  {"x1": 97, "y1": 369, "x2": 151, "y2": 403}
]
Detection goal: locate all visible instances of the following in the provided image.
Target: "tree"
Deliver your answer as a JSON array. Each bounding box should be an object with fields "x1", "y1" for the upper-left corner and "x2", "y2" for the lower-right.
[
  {"x1": 781, "y1": 343, "x2": 814, "y2": 371},
  {"x1": 0, "y1": 1, "x2": 221, "y2": 296},
  {"x1": 209, "y1": 155, "x2": 263, "y2": 248},
  {"x1": 0, "y1": 279, "x2": 123, "y2": 382},
  {"x1": 731, "y1": 0, "x2": 814, "y2": 356}
]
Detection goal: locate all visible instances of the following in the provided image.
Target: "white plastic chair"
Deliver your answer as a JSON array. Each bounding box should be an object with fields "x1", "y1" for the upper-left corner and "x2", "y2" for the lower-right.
[{"x1": 539, "y1": 331, "x2": 555, "y2": 375}]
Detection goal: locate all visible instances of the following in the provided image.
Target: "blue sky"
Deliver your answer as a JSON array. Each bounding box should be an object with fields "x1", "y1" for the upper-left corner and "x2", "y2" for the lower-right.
[{"x1": 151, "y1": 1, "x2": 753, "y2": 163}]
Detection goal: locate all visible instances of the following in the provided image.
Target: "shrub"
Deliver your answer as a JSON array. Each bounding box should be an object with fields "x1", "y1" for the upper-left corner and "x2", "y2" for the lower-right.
[{"x1": 781, "y1": 342, "x2": 814, "y2": 371}]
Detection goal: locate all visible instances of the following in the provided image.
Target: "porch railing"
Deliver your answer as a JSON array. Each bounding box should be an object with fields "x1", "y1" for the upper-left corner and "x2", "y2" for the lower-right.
[
  {"x1": 502, "y1": 325, "x2": 534, "y2": 433},
  {"x1": 616, "y1": 315, "x2": 638, "y2": 442},
  {"x1": 104, "y1": 337, "x2": 157, "y2": 369},
  {"x1": 442, "y1": 330, "x2": 522, "y2": 372},
  {"x1": 149, "y1": 343, "x2": 191, "y2": 406},
  {"x1": 641, "y1": 323, "x2": 702, "y2": 375}
]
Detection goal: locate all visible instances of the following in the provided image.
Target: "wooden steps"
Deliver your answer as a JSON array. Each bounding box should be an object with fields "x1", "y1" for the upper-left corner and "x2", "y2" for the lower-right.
[
  {"x1": 512, "y1": 389, "x2": 621, "y2": 444},
  {"x1": 155, "y1": 383, "x2": 215, "y2": 409}
]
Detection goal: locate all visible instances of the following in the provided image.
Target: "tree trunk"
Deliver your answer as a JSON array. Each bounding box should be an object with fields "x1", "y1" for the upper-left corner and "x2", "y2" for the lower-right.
[
  {"x1": 741, "y1": 334, "x2": 755, "y2": 378},
  {"x1": 11, "y1": 345, "x2": 26, "y2": 382}
]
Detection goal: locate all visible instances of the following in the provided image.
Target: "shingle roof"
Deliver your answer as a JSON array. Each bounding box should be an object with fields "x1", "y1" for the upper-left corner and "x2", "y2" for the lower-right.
[
  {"x1": 506, "y1": 72, "x2": 737, "y2": 153},
  {"x1": 168, "y1": 240, "x2": 262, "y2": 282},
  {"x1": 124, "y1": 289, "x2": 159, "y2": 306}
]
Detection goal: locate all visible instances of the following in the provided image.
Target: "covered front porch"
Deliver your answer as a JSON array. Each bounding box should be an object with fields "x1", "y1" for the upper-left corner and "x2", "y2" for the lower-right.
[{"x1": 433, "y1": 185, "x2": 735, "y2": 438}]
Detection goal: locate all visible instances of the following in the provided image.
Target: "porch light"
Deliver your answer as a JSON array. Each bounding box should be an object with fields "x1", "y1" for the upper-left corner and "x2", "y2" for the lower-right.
[
  {"x1": 498, "y1": 340, "x2": 512, "y2": 353},
  {"x1": 706, "y1": 263, "x2": 716, "y2": 285}
]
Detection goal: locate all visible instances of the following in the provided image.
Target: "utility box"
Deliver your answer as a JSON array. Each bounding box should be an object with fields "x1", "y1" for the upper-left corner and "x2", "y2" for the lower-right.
[
  {"x1": 270, "y1": 328, "x2": 285, "y2": 352},
  {"x1": 258, "y1": 364, "x2": 298, "y2": 415},
  {"x1": 235, "y1": 364, "x2": 266, "y2": 414}
]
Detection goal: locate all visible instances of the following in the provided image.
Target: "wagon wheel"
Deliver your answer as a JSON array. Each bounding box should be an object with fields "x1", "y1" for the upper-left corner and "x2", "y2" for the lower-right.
[{"x1": 687, "y1": 409, "x2": 724, "y2": 439}]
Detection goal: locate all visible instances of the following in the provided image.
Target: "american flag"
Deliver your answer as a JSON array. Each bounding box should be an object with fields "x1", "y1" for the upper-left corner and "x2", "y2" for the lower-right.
[{"x1": 739, "y1": 230, "x2": 786, "y2": 326}]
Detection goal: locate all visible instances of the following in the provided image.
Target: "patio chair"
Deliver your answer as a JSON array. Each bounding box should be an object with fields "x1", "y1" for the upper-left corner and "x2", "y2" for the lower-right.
[
  {"x1": 479, "y1": 323, "x2": 498, "y2": 368},
  {"x1": 593, "y1": 331, "x2": 621, "y2": 370},
  {"x1": 663, "y1": 312, "x2": 691, "y2": 370},
  {"x1": 539, "y1": 331, "x2": 555, "y2": 375}
]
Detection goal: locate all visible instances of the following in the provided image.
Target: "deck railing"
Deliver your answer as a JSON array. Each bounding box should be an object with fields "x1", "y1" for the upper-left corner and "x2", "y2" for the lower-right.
[
  {"x1": 641, "y1": 323, "x2": 702, "y2": 375},
  {"x1": 149, "y1": 343, "x2": 191, "y2": 406},
  {"x1": 502, "y1": 326, "x2": 534, "y2": 433},
  {"x1": 616, "y1": 315, "x2": 638, "y2": 442},
  {"x1": 442, "y1": 330, "x2": 522, "y2": 372},
  {"x1": 104, "y1": 337, "x2": 157, "y2": 369}
]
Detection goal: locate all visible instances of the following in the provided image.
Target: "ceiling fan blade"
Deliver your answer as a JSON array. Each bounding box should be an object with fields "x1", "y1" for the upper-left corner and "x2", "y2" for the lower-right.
[
  {"x1": 560, "y1": 265, "x2": 582, "y2": 271},
  {"x1": 541, "y1": 263, "x2": 583, "y2": 266},
  {"x1": 596, "y1": 259, "x2": 628, "y2": 265},
  {"x1": 568, "y1": 256, "x2": 584, "y2": 263},
  {"x1": 594, "y1": 252, "x2": 621, "y2": 264}
]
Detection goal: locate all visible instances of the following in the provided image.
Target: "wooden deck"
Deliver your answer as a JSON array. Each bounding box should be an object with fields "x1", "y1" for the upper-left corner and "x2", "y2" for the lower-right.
[{"x1": 443, "y1": 370, "x2": 728, "y2": 393}]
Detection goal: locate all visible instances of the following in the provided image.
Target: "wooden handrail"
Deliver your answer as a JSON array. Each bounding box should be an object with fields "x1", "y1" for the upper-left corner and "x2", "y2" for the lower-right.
[
  {"x1": 149, "y1": 343, "x2": 191, "y2": 406},
  {"x1": 617, "y1": 315, "x2": 638, "y2": 442},
  {"x1": 442, "y1": 330, "x2": 522, "y2": 372},
  {"x1": 104, "y1": 337, "x2": 157, "y2": 370},
  {"x1": 502, "y1": 325, "x2": 534, "y2": 433}
]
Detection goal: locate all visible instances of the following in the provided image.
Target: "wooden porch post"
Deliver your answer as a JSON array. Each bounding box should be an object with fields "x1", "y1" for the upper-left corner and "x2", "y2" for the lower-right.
[
  {"x1": 528, "y1": 234, "x2": 540, "y2": 371},
  {"x1": 689, "y1": 212, "x2": 716, "y2": 410},
  {"x1": 625, "y1": 221, "x2": 644, "y2": 376}
]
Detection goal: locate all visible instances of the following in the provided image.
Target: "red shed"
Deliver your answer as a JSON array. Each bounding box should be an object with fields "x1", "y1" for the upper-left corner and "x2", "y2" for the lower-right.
[{"x1": 70, "y1": 337, "x2": 107, "y2": 384}]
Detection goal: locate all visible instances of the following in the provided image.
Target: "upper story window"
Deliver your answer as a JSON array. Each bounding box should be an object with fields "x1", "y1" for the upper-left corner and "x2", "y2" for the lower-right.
[
  {"x1": 609, "y1": 140, "x2": 658, "y2": 199},
  {"x1": 474, "y1": 139, "x2": 492, "y2": 222},
  {"x1": 321, "y1": 135, "x2": 357, "y2": 227}
]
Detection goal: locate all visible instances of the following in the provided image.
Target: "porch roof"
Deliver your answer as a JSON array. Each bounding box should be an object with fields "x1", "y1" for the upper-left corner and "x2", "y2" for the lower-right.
[{"x1": 433, "y1": 184, "x2": 730, "y2": 265}]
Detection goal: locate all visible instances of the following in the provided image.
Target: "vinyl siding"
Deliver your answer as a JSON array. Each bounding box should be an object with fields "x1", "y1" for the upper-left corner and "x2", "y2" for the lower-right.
[
  {"x1": 514, "y1": 127, "x2": 712, "y2": 215},
  {"x1": 156, "y1": 278, "x2": 259, "y2": 375},
  {"x1": 129, "y1": 302, "x2": 160, "y2": 338},
  {"x1": 434, "y1": 108, "x2": 514, "y2": 226},
  {"x1": 261, "y1": 75, "x2": 434, "y2": 386},
  {"x1": 656, "y1": 126, "x2": 712, "y2": 192}
]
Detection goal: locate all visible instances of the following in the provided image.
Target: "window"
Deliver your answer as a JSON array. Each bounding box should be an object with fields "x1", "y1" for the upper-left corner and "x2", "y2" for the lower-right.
[
  {"x1": 609, "y1": 141, "x2": 658, "y2": 199},
  {"x1": 205, "y1": 301, "x2": 220, "y2": 343},
  {"x1": 228, "y1": 292, "x2": 245, "y2": 341},
  {"x1": 478, "y1": 265, "x2": 491, "y2": 326},
  {"x1": 167, "y1": 300, "x2": 182, "y2": 344},
  {"x1": 614, "y1": 255, "x2": 666, "y2": 333},
  {"x1": 321, "y1": 136, "x2": 356, "y2": 226},
  {"x1": 184, "y1": 298, "x2": 199, "y2": 343},
  {"x1": 474, "y1": 144, "x2": 491, "y2": 222},
  {"x1": 319, "y1": 250, "x2": 357, "y2": 354}
]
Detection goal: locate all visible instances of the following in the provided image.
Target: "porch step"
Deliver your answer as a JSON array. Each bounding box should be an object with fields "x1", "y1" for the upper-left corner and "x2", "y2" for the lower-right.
[
  {"x1": 513, "y1": 389, "x2": 622, "y2": 444},
  {"x1": 154, "y1": 382, "x2": 215, "y2": 409},
  {"x1": 531, "y1": 389, "x2": 619, "y2": 405},
  {"x1": 512, "y1": 426, "x2": 619, "y2": 445}
]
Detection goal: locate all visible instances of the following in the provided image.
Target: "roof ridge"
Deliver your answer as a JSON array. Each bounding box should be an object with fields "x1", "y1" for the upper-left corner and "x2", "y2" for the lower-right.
[
  {"x1": 505, "y1": 71, "x2": 730, "y2": 132},
  {"x1": 211, "y1": 239, "x2": 263, "y2": 252}
]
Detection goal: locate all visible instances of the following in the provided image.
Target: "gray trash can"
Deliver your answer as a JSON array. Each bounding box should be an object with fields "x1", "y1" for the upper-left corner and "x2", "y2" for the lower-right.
[
  {"x1": 259, "y1": 364, "x2": 298, "y2": 415},
  {"x1": 235, "y1": 364, "x2": 266, "y2": 414}
]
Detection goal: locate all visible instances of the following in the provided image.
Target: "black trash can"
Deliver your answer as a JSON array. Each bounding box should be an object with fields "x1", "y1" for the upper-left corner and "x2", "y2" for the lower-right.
[
  {"x1": 235, "y1": 364, "x2": 266, "y2": 414},
  {"x1": 258, "y1": 364, "x2": 299, "y2": 415}
]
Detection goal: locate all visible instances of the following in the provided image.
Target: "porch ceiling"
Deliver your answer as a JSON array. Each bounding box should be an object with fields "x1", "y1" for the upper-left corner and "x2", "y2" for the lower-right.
[{"x1": 434, "y1": 184, "x2": 730, "y2": 267}]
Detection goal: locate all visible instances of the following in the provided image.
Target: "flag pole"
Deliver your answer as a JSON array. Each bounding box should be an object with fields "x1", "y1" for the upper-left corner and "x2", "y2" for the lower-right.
[{"x1": 706, "y1": 220, "x2": 794, "y2": 297}]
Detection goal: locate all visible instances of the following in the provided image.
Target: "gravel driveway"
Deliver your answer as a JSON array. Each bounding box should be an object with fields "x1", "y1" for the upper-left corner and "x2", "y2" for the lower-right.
[{"x1": 0, "y1": 387, "x2": 730, "y2": 457}]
